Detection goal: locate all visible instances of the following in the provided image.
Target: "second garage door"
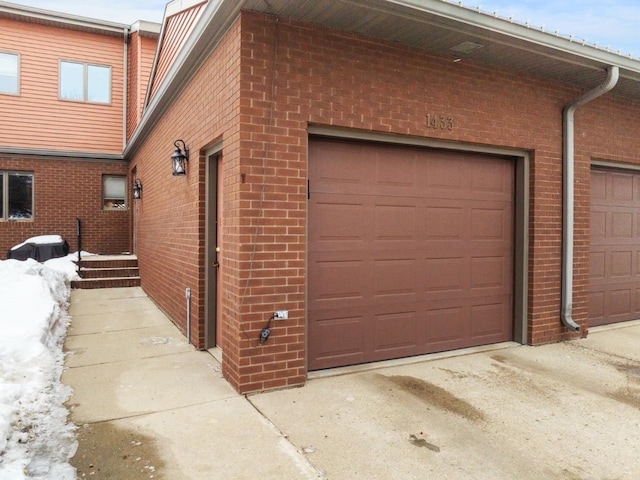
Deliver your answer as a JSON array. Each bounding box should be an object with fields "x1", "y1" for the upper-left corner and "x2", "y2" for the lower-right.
[
  {"x1": 590, "y1": 167, "x2": 640, "y2": 326},
  {"x1": 308, "y1": 139, "x2": 514, "y2": 370}
]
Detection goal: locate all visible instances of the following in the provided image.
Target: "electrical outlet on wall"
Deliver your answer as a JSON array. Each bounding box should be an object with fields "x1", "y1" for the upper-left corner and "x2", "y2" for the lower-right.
[{"x1": 274, "y1": 310, "x2": 288, "y2": 320}]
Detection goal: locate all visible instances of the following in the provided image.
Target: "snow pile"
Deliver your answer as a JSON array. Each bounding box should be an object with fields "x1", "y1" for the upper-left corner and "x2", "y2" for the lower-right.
[{"x1": 0, "y1": 254, "x2": 80, "y2": 479}]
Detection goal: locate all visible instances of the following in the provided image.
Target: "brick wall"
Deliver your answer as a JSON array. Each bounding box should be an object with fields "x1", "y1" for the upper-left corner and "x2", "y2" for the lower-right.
[
  {"x1": 234, "y1": 12, "x2": 578, "y2": 392},
  {"x1": 131, "y1": 10, "x2": 640, "y2": 394},
  {"x1": 236, "y1": 12, "x2": 640, "y2": 391},
  {"x1": 0, "y1": 156, "x2": 130, "y2": 257},
  {"x1": 128, "y1": 16, "x2": 242, "y2": 374}
]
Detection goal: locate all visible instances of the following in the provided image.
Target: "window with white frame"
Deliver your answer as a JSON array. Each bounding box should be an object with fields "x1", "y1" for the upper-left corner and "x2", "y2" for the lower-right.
[
  {"x1": 0, "y1": 171, "x2": 33, "y2": 221},
  {"x1": 59, "y1": 60, "x2": 111, "y2": 104},
  {"x1": 0, "y1": 52, "x2": 19, "y2": 95},
  {"x1": 103, "y1": 175, "x2": 126, "y2": 209}
]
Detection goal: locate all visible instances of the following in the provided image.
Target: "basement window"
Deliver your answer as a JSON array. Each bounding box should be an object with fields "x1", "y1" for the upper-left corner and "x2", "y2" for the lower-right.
[
  {"x1": 103, "y1": 175, "x2": 126, "y2": 210},
  {"x1": 0, "y1": 52, "x2": 19, "y2": 95},
  {"x1": 0, "y1": 171, "x2": 34, "y2": 221}
]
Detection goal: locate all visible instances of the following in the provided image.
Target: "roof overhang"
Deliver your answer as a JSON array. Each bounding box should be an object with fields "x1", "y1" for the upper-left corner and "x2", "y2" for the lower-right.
[
  {"x1": 241, "y1": 0, "x2": 640, "y2": 99},
  {"x1": 126, "y1": 0, "x2": 640, "y2": 159},
  {"x1": 131, "y1": 20, "x2": 162, "y2": 38},
  {"x1": 0, "y1": 1, "x2": 161, "y2": 37},
  {"x1": 0, "y1": 146, "x2": 125, "y2": 162}
]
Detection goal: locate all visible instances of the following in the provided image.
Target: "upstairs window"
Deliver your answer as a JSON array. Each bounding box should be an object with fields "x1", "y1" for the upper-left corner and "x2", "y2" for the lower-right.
[
  {"x1": 59, "y1": 61, "x2": 111, "y2": 104},
  {"x1": 103, "y1": 175, "x2": 126, "y2": 209},
  {"x1": 0, "y1": 171, "x2": 34, "y2": 221},
  {"x1": 0, "y1": 52, "x2": 19, "y2": 95}
]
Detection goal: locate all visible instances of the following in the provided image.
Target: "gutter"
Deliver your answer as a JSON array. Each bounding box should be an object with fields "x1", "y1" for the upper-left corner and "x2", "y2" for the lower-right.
[
  {"x1": 561, "y1": 65, "x2": 619, "y2": 332},
  {"x1": 0, "y1": 146, "x2": 124, "y2": 162},
  {"x1": 0, "y1": 0, "x2": 129, "y2": 35}
]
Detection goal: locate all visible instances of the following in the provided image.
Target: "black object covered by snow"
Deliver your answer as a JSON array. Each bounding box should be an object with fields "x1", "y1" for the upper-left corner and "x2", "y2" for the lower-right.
[{"x1": 7, "y1": 239, "x2": 69, "y2": 262}]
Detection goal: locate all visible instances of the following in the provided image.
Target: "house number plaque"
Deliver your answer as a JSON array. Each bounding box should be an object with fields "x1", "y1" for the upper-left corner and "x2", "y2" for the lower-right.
[{"x1": 426, "y1": 114, "x2": 454, "y2": 131}]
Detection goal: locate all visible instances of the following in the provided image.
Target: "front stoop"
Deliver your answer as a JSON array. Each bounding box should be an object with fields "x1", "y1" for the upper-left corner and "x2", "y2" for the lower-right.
[{"x1": 72, "y1": 255, "x2": 140, "y2": 289}]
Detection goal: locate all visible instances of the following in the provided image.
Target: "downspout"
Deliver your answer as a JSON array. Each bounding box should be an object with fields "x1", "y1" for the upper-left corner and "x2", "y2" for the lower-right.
[
  {"x1": 562, "y1": 65, "x2": 619, "y2": 331},
  {"x1": 123, "y1": 27, "x2": 129, "y2": 151}
]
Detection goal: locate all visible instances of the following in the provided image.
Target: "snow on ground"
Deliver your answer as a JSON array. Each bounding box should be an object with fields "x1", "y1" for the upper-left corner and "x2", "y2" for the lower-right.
[{"x1": 0, "y1": 253, "x2": 82, "y2": 479}]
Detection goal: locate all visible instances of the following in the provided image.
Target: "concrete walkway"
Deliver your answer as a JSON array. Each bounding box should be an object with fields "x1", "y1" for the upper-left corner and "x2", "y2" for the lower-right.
[
  {"x1": 63, "y1": 287, "x2": 640, "y2": 479},
  {"x1": 63, "y1": 287, "x2": 321, "y2": 480}
]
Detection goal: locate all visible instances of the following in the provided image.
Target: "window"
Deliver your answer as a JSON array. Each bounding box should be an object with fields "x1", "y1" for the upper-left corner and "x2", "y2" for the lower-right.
[
  {"x1": 0, "y1": 171, "x2": 33, "y2": 221},
  {"x1": 103, "y1": 175, "x2": 126, "y2": 209},
  {"x1": 0, "y1": 52, "x2": 19, "y2": 95},
  {"x1": 60, "y1": 61, "x2": 110, "y2": 104}
]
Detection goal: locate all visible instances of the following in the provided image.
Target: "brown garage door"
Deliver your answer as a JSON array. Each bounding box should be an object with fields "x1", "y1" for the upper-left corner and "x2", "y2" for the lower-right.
[
  {"x1": 590, "y1": 167, "x2": 640, "y2": 326},
  {"x1": 308, "y1": 138, "x2": 514, "y2": 370}
]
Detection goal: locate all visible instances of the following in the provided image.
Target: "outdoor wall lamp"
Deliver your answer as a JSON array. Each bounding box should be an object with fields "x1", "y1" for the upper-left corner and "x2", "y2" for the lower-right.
[
  {"x1": 171, "y1": 139, "x2": 189, "y2": 176},
  {"x1": 132, "y1": 179, "x2": 142, "y2": 199}
]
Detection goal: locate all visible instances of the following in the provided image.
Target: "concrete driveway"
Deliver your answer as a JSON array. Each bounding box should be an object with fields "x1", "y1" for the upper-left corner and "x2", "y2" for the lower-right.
[
  {"x1": 250, "y1": 322, "x2": 640, "y2": 479},
  {"x1": 65, "y1": 287, "x2": 640, "y2": 479}
]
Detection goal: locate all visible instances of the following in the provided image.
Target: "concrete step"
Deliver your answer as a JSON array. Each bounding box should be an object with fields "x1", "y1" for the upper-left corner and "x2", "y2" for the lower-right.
[
  {"x1": 80, "y1": 267, "x2": 140, "y2": 279},
  {"x1": 72, "y1": 276, "x2": 141, "y2": 289},
  {"x1": 73, "y1": 255, "x2": 140, "y2": 289},
  {"x1": 76, "y1": 255, "x2": 138, "y2": 269}
]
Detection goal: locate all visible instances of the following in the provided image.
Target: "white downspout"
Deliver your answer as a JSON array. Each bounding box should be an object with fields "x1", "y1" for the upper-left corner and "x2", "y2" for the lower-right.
[{"x1": 562, "y1": 65, "x2": 619, "y2": 332}]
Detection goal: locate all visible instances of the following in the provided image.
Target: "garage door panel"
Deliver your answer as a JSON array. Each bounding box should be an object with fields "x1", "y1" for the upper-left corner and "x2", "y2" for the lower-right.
[
  {"x1": 310, "y1": 257, "x2": 367, "y2": 306},
  {"x1": 309, "y1": 139, "x2": 514, "y2": 370},
  {"x1": 610, "y1": 251, "x2": 633, "y2": 277},
  {"x1": 374, "y1": 258, "x2": 417, "y2": 298},
  {"x1": 425, "y1": 155, "x2": 464, "y2": 187},
  {"x1": 470, "y1": 158, "x2": 512, "y2": 196},
  {"x1": 590, "y1": 250, "x2": 606, "y2": 279},
  {"x1": 424, "y1": 206, "x2": 464, "y2": 239},
  {"x1": 591, "y1": 170, "x2": 606, "y2": 199},
  {"x1": 471, "y1": 299, "x2": 511, "y2": 337},
  {"x1": 590, "y1": 167, "x2": 640, "y2": 326},
  {"x1": 591, "y1": 210, "x2": 606, "y2": 240},
  {"x1": 424, "y1": 306, "x2": 466, "y2": 344},
  {"x1": 309, "y1": 314, "x2": 367, "y2": 368},
  {"x1": 375, "y1": 152, "x2": 418, "y2": 189},
  {"x1": 471, "y1": 208, "x2": 510, "y2": 240},
  {"x1": 425, "y1": 257, "x2": 465, "y2": 293},
  {"x1": 609, "y1": 288, "x2": 632, "y2": 316},
  {"x1": 374, "y1": 204, "x2": 417, "y2": 241},
  {"x1": 309, "y1": 197, "x2": 369, "y2": 246},
  {"x1": 589, "y1": 291, "x2": 605, "y2": 320},
  {"x1": 611, "y1": 173, "x2": 634, "y2": 201},
  {"x1": 611, "y1": 212, "x2": 634, "y2": 238},
  {"x1": 471, "y1": 256, "x2": 509, "y2": 290},
  {"x1": 310, "y1": 143, "x2": 372, "y2": 194},
  {"x1": 373, "y1": 310, "x2": 419, "y2": 353}
]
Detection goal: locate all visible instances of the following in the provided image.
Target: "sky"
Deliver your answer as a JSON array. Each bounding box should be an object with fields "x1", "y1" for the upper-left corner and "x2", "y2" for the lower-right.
[
  {"x1": 8, "y1": 0, "x2": 638, "y2": 57},
  {"x1": 0, "y1": 242, "x2": 80, "y2": 479}
]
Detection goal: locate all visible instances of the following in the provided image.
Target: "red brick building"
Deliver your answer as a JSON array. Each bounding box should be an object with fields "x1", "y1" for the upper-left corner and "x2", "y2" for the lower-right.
[{"x1": 4, "y1": 0, "x2": 640, "y2": 394}]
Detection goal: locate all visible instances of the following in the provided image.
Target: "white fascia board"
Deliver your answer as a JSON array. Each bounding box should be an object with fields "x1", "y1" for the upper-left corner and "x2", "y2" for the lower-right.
[
  {"x1": 131, "y1": 20, "x2": 162, "y2": 36},
  {"x1": 387, "y1": 0, "x2": 640, "y2": 74},
  {"x1": 0, "y1": 0, "x2": 128, "y2": 34},
  {"x1": 166, "y1": 0, "x2": 208, "y2": 19},
  {"x1": 0, "y1": 146, "x2": 125, "y2": 162}
]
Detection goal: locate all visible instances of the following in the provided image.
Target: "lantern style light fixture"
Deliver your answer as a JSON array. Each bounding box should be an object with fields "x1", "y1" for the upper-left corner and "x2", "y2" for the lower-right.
[
  {"x1": 132, "y1": 179, "x2": 142, "y2": 199},
  {"x1": 171, "y1": 139, "x2": 189, "y2": 176}
]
